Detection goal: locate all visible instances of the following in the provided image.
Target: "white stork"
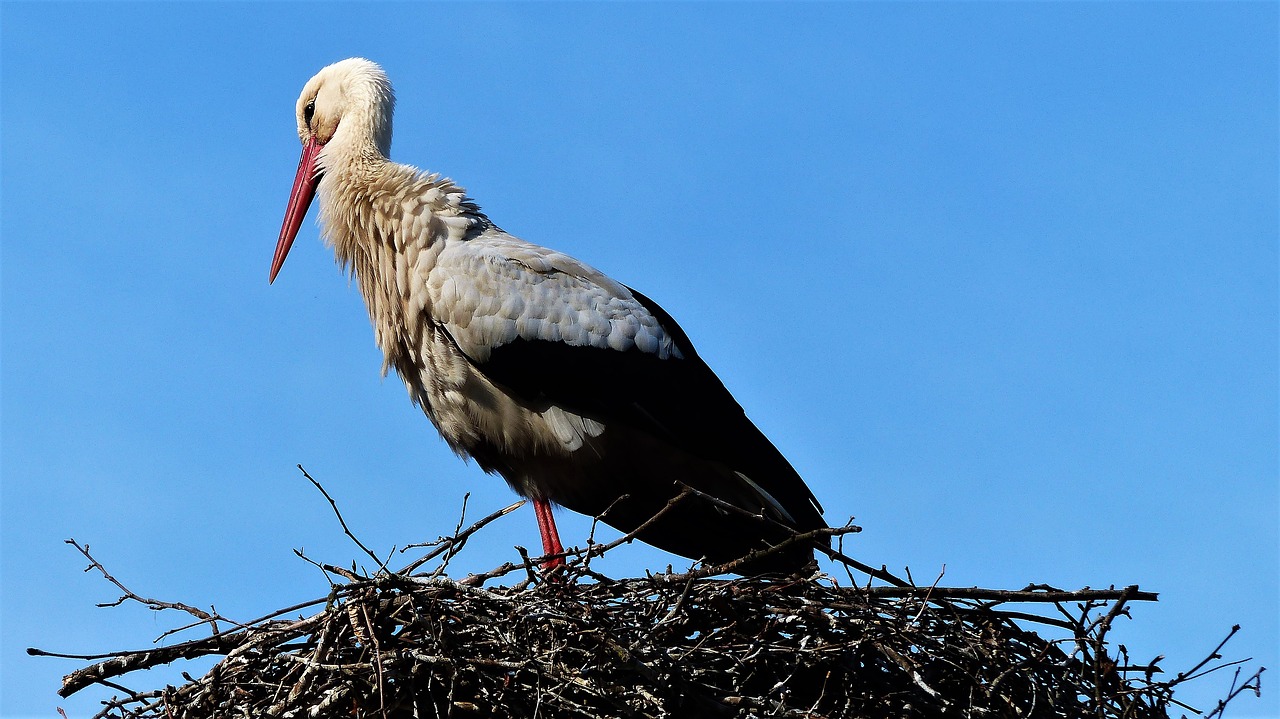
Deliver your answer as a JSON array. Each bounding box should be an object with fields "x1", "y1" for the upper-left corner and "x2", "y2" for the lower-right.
[{"x1": 270, "y1": 58, "x2": 826, "y2": 574}]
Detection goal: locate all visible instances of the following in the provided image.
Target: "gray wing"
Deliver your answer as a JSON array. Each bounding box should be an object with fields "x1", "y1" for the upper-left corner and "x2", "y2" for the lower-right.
[{"x1": 424, "y1": 231, "x2": 682, "y2": 363}]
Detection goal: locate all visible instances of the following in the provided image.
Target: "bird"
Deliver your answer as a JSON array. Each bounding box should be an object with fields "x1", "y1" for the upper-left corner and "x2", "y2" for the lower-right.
[{"x1": 270, "y1": 58, "x2": 827, "y2": 574}]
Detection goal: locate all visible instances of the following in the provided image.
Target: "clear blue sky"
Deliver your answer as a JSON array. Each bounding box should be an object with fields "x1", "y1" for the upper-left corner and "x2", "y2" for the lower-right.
[{"x1": 2, "y1": 3, "x2": 1276, "y2": 717}]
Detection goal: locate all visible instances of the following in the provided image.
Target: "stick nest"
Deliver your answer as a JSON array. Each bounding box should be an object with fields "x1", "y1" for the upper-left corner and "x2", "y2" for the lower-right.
[{"x1": 33, "y1": 479, "x2": 1263, "y2": 719}]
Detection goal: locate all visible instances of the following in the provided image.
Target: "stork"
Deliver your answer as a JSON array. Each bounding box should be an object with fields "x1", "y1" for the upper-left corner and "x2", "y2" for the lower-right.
[{"x1": 270, "y1": 58, "x2": 827, "y2": 574}]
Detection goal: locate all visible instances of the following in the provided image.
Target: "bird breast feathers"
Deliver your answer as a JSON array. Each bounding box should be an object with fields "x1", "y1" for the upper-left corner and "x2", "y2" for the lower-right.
[{"x1": 423, "y1": 234, "x2": 684, "y2": 365}]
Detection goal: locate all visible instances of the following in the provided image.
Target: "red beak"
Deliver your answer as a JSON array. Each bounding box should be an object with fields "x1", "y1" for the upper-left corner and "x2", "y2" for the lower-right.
[{"x1": 270, "y1": 138, "x2": 324, "y2": 283}]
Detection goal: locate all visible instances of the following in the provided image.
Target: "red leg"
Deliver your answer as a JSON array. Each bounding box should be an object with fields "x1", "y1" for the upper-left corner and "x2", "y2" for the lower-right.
[{"x1": 532, "y1": 498, "x2": 566, "y2": 568}]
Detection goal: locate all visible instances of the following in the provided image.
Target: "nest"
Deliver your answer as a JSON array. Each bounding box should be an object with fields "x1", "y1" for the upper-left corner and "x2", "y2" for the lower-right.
[{"x1": 33, "y1": 475, "x2": 1263, "y2": 719}]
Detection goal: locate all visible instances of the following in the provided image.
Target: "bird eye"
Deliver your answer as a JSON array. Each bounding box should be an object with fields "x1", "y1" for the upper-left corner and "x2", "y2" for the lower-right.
[{"x1": 304, "y1": 99, "x2": 316, "y2": 126}]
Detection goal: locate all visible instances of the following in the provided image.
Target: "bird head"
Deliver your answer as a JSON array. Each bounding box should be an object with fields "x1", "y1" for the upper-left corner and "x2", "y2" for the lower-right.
[{"x1": 270, "y1": 58, "x2": 395, "y2": 283}]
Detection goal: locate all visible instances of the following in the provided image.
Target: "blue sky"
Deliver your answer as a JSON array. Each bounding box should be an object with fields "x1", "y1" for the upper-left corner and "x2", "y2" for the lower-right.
[{"x1": 2, "y1": 3, "x2": 1276, "y2": 717}]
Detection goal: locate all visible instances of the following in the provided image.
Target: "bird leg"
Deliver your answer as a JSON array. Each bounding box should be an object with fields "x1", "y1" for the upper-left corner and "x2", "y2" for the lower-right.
[{"x1": 531, "y1": 498, "x2": 566, "y2": 569}]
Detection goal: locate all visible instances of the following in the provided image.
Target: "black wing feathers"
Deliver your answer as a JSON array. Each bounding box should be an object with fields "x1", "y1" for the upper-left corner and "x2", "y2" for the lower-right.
[{"x1": 475, "y1": 287, "x2": 825, "y2": 538}]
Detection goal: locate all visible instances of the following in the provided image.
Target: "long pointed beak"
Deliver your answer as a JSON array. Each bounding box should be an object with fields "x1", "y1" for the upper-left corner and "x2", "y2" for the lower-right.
[{"x1": 270, "y1": 138, "x2": 324, "y2": 284}]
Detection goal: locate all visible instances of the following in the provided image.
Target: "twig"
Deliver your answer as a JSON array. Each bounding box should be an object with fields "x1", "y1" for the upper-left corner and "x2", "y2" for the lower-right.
[
  {"x1": 1205, "y1": 667, "x2": 1265, "y2": 719},
  {"x1": 67, "y1": 539, "x2": 218, "y2": 624},
  {"x1": 670, "y1": 482, "x2": 911, "y2": 587},
  {"x1": 580, "y1": 488, "x2": 694, "y2": 561},
  {"x1": 297, "y1": 465, "x2": 387, "y2": 573},
  {"x1": 855, "y1": 586, "x2": 1158, "y2": 604},
  {"x1": 397, "y1": 499, "x2": 524, "y2": 576}
]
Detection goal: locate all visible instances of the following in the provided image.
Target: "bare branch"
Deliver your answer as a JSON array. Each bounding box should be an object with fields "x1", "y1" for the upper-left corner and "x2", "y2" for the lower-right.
[
  {"x1": 297, "y1": 465, "x2": 387, "y2": 572},
  {"x1": 66, "y1": 539, "x2": 220, "y2": 626},
  {"x1": 397, "y1": 498, "x2": 524, "y2": 576}
]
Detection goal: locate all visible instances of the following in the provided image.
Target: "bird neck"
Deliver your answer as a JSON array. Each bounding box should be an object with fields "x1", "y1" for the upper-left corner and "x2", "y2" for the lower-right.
[
  {"x1": 319, "y1": 159, "x2": 485, "y2": 263},
  {"x1": 317, "y1": 158, "x2": 489, "y2": 374}
]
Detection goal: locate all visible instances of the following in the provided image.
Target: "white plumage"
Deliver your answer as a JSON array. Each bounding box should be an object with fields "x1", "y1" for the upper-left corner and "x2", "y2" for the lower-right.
[{"x1": 271, "y1": 58, "x2": 826, "y2": 573}]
